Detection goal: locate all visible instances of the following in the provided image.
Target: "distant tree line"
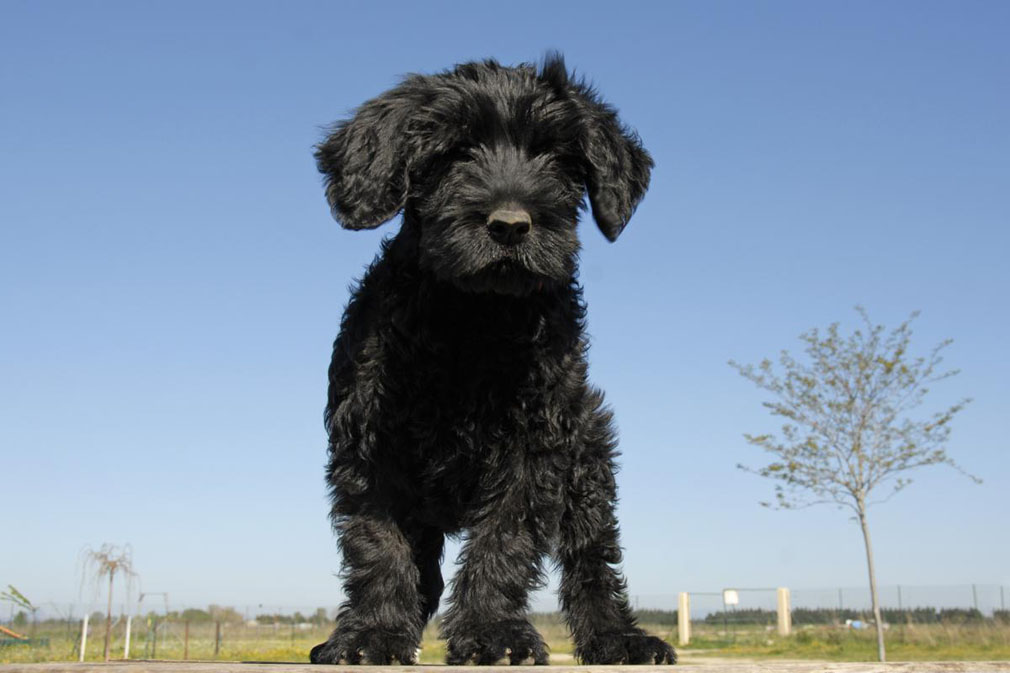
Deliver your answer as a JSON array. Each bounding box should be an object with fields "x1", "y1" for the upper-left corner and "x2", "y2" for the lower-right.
[
  {"x1": 702, "y1": 607, "x2": 1005, "y2": 625},
  {"x1": 254, "y1": 608, "x2": 330, "y2": 626},
  {"x1": 629, "y1": 609, "x2": 680, "y2": 626},
  {"x1": 68, "y1": 605, "x2": 331, "y2": 626},
  {"x1": 176, "y1": 605, "x2": 246, "y2": 623}
]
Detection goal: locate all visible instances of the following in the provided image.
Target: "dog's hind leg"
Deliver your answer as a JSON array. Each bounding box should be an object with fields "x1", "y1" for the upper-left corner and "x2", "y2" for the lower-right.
[
  {"x1": 557, "y1": 403, "x2": 676, "y2": 665},
  {"x1": 310, "y1": 513, "x2": 424, "y2": 665}
]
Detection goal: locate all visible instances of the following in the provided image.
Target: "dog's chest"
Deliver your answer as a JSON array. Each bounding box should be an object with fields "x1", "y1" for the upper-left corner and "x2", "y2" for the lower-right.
[
  {"x1": 381, "y1": 308, "x2": 573, "y2": 520},
  {"x1": 393, "y1": 320, "x2": 556, "y2": 442}
]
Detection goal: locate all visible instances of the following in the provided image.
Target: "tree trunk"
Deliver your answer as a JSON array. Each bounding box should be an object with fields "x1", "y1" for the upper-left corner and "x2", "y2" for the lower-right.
[
  {"x1": 857, "y1": 507, "x2": 886, "y2": 662},
  {"x1": 103, "y1": 572, "x2": 114, "y2": 662}
]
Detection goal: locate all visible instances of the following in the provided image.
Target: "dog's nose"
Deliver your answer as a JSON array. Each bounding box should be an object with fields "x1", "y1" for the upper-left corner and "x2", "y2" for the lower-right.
[{"x1": 486, "y1": 209, "x2": 532, "y2": 245}]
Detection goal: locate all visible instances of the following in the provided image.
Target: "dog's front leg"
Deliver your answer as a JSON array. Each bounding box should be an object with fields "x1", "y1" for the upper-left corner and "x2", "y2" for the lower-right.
[
  {"x1": 310, "y1": 513, "x2": 423, "y2": 665},
  {"x1": 558, "y1": 410, "x2": 676, "y2": 665},
  {"x1": 441, "y1": 504, "x2": 549, "y2": 665}
]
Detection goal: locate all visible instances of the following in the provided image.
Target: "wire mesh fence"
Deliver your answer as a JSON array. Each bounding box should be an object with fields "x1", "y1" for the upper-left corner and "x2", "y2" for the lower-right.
[
  {"x1": 667, "y1": 583, "x2": 1009, "y2": 624},
  {"x1": 2, "y1": 584, "x2": 1007, "y2": 661},
  {"x1": 1, "y1": 605, "x2": 339, "y2": 662}
]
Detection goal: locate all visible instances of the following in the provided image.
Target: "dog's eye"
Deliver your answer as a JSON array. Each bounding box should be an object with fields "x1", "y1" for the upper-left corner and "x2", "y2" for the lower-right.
[
  {"x1": 527, "y1": 135, "x2": 551, "y2": 157},
  {"x1": 414, "y1": 146, "x2": 472, "y2": 179},
  {"x1": 529, "y1": 134, "x2": 571, "y2": 159},
  {"x1": 440, "y1": 146, "x2": 476, "y2": 163}
]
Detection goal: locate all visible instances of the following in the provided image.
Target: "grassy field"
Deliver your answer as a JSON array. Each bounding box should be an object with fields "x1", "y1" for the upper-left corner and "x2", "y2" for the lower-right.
[
  {"x1": 681, "y1": 621, "x2": 1010, "y2": 662},
  {"x1": 2, "y1": 614, "x2": 1009, "y2": 664}
]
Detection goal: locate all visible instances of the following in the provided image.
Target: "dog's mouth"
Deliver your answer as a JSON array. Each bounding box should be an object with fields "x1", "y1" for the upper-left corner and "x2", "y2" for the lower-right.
[{"x1": 453, "y1": 259, "x2": 552, "y2": 296}]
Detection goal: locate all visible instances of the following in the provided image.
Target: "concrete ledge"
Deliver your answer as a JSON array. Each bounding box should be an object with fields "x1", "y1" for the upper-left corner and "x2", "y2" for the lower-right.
[{"x1": 1, "y1": 662, "x2": 1009, "y2": 673}]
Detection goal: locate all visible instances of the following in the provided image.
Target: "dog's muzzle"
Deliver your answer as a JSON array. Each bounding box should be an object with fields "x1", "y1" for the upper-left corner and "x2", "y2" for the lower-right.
[{"x1": 486, "y1": 208, "x2": 531, "y2": 246}]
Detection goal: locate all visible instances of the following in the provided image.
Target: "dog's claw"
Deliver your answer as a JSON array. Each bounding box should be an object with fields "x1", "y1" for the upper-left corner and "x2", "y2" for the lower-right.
[
  {"x1": 310, "y1": 628, "x2": 418, "y2": 665},
  {"x1": 576, "y1": 631, "x2": 676, "y2": 665},
  {"x1": 445, "y1": 618, "x2": 548, "y2": 665}
]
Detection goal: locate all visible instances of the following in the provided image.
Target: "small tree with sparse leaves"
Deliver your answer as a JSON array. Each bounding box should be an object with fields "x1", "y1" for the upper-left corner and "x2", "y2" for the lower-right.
[
  {"x1": 80, "y1": 544, "x2": 137, "y2": 661},
  {"x1": 730, "y1": 308, "x2": 978, "y2": 662}
]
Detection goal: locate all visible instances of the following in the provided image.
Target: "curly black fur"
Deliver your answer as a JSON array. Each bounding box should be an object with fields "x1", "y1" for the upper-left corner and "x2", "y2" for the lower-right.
[{"x1": 309, "y1": 55, "x2": 674, "y2": 666}]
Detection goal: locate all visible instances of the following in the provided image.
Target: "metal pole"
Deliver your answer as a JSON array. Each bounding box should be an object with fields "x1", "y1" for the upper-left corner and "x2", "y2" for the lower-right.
[
  {"x1": 123, "y1": 616, "x2": 132, "y2": 659},
  {"x1": 215, "y1": 621, "x2": 221, "y2": 658},
  {"x1": 184, "y1": 620, "x2": 190, "y2": 660},
  {"x1": 79, "y1": 614, "x2": 89, "y2": 662}
]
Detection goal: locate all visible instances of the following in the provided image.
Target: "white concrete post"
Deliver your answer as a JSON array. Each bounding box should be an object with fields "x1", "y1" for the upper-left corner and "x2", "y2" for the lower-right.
[
  {"x1": 777, "y1": 587, "x2": 792, "y2": 636},
  {"x1": 677, "y1": 592, "x2": 691, "y2": 645},
  {"x1": 79, "y1": 614, "x2": 89, "y2": 662},
  {"x1": 123, "y1": 615, "x2": 132, "y2": 659}
]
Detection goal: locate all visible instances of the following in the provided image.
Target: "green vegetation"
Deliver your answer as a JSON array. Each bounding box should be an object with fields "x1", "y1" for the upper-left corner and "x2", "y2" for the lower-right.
[
  {"x1": 2, "y1": 610, "x2": 1008, "y2": 664},
  {"x1": 683, "y1": 621, "x2": 1010, "y2": 662}
]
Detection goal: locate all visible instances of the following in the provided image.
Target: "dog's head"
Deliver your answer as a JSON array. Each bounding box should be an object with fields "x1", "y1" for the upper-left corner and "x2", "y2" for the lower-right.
[{"x1": 316, "y1": 55, "x2": 652, "y2": 296}]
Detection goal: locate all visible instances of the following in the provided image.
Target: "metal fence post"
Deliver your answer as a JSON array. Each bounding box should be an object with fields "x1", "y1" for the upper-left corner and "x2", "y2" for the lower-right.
[
  {"x1": 777, "y1": 587, "x2": 791, "y2": 636},
  {"x1": 677, "y1": 592, "x2": 690, "y2": 645}
]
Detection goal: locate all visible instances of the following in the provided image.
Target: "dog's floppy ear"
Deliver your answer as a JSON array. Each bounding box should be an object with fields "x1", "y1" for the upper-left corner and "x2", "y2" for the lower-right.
[
  {"x1": 316, "y1": 78, "x2": 429, "y2": 229},
  {"x1": 574, "y1": 86, "x2": 653, "y2": 242}
]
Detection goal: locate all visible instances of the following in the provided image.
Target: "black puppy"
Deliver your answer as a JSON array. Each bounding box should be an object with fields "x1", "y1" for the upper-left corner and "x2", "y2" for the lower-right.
[{"x1": 310, "y1": 55, "x2": 674, "y2": 666}]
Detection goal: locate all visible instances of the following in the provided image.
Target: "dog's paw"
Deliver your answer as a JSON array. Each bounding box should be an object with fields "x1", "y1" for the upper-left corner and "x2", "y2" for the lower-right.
[
  {"x1": 309, "y1": 627, "x2": 418, "y2": 665},
  {"x1": 576, "y1": 630, "x2": 676, "y2": 665},
  {"x1": 445, "y1": 618, "x2": 549, "y2": 665}
]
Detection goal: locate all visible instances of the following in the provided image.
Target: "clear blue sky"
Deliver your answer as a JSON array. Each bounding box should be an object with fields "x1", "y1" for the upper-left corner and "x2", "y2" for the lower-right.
[{"x1": 2, "y1": 0, "x2": 1008, "y2": 617}]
